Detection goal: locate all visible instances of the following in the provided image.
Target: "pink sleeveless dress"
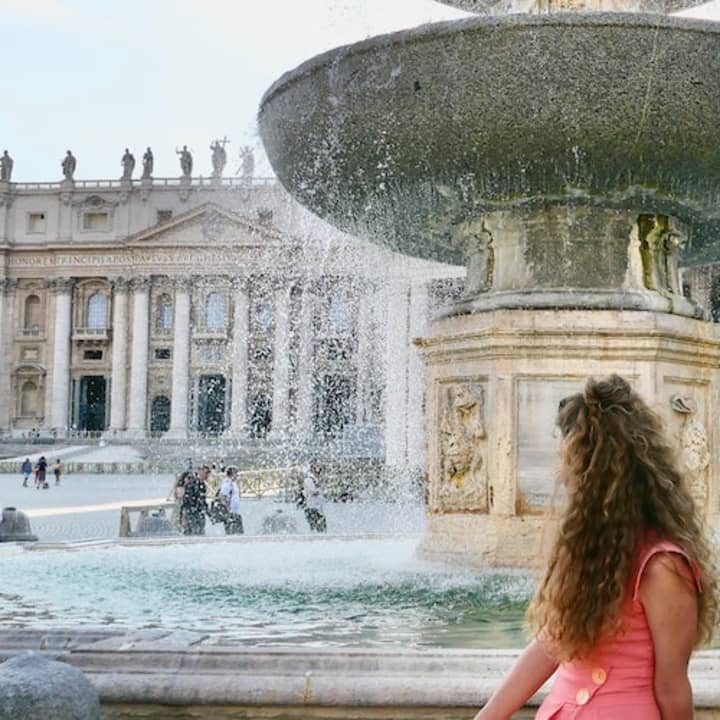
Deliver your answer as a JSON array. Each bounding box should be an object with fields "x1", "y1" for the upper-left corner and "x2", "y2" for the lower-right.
[{"x1": 535, "y1": 538, "x2": 701, "y2": 720}]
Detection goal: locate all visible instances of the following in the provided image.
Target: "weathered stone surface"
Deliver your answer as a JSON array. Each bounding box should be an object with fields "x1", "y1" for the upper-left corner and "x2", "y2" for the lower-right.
[
  {"x1": 434, "y1": 0, "x2": 704, "y2": 13},
  {"x1": 0, "y1": 653, "x2": 101, "y2": 720},
  {"x1": 259, "y1": 14, "x2": 720, "y2": 266},
  {"x1": 419, "y1": 308, "x2": 720, "y2": 566}
]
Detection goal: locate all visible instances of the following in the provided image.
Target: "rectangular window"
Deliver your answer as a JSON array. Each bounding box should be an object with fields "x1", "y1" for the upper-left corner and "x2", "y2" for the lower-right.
[
  {"x1": 157, "y1": 210, "x2": 173, "y2": 224},
  {"x1": 28, "y1": 212, "x2": 47, "y2": 233},
  {"x1": 83, "y1": 350, "x2": 103, "y2": 361},
  {"x1": 83, "y1": 212, "x2": 109, "y2": 231},
  {"x1": 154, "y1": 348, "x2": 171, "y2": 360}
]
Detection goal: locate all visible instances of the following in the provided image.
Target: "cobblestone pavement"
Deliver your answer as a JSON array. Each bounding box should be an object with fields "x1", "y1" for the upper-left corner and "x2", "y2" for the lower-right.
[
  {"x1": 0, "y1": 473, "x2": 174, "y2": 541},
  {"x1": 0, "y1": 472, "x2": 426, "y2": 542}
]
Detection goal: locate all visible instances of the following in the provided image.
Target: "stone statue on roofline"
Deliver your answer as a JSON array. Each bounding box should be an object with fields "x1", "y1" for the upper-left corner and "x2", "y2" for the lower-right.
[
  {"x1": 120, "y1": 148, "x2": 135, "y2": 180},
  {"x1": 142, "y1": 147, "x2": 154, "y2": 179},
  {"x1": 237, "y1": 146, "x2": 255, "y2": 181},
  {"x1": 0, "y1": 150, "x2": 13, "y2": 182},
  {"x1": 176, "y1": 145, "x2": 193, "y2": 179},
  {"x1": 61, "y1": 150, "x2": 76, "y2": 181},
  {"x1": 210, "y1": 137, "x2": 229, "y2": 178}
]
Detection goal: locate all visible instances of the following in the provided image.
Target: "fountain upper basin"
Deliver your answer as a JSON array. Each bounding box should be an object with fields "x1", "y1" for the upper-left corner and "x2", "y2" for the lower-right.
[{"x1": 259, "y1": 13, "x2": 720, "y2": 266}]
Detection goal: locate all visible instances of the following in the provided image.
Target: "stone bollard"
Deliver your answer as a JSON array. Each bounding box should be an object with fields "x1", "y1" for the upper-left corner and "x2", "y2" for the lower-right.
[
  {"x1": 0, "y1": 653, "x2": 101, "y2": 720},
  {"x1": 0, "y1": 506, "x2": 38, "y2": 542}
]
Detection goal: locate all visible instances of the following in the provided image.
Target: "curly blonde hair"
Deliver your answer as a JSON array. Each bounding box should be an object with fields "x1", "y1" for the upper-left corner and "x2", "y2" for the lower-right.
[{"x1": 527, "y1": 374, "x2": 718, "y2": 661}]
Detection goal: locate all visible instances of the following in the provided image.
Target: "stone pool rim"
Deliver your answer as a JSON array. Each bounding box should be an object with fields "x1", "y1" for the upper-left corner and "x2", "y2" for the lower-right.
[{"x1": 1, "y1": 628, "x2": 719, "y2": 716}]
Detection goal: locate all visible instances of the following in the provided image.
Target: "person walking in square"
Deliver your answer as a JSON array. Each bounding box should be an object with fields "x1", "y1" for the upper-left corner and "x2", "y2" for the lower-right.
[
  {"x1": 302, "y1": 461, "x2": 327, "y2": 533},
  {"x1": 35, "y1": 456, "x2": 48, "y2": 489},
  {"x1": 181, "y1": 466, "x2": 208, "y2": 535},
  {"x1": 21, "y1": 458, "x2": 32, "y2": 487},
  {"x1": 218, "y1": 466, "x2": 243, "y2": 535},
  {"x1": 53, "y1": 458, "x2": 63, "y2": 486},
  {"x1": 473, "y1": 375, "x2": 717, "y2": 720}
]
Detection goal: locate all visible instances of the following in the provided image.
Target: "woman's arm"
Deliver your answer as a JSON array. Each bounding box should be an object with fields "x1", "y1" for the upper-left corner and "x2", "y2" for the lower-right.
[
  {"x1": 640, "y1": 552, "x2": 698, "y2": 720},
  {"x1": 473, "y1": 637, "x2": 558, "y2": 720}
]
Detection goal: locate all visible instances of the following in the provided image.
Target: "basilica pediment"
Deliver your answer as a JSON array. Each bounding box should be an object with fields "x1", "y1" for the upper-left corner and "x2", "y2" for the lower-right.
[{"x1": 124, "y1": 203, "x2": 285, "y2": 249}]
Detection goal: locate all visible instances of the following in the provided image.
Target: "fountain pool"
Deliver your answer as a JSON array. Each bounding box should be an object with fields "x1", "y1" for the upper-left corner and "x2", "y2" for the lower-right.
[{"x1": 1, "y1": 537, "x2": 533, "y2": 649}]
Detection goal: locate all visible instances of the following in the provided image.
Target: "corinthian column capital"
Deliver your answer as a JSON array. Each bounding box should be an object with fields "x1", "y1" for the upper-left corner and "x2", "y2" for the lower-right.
[
  {"x1": 49, "y1": 277, "x2": 73, "y2": 294},
  {"x1": 128, "y1": 275, "x2": 150, "y2": 292}
]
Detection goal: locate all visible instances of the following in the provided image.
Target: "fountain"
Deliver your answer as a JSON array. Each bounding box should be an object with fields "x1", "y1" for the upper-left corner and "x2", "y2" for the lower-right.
[
  {"x1": 259, "y1": 1, "x2": 720, "y2": 566},
  {"x1": 0, "y1": 507, "x2": 37, "y2": 543}
]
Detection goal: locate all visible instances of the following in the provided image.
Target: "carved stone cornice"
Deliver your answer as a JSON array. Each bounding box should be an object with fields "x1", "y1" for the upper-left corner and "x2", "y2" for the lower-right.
[{"x1": 48, "y1": 277, "x2": 73, "y2": 294}]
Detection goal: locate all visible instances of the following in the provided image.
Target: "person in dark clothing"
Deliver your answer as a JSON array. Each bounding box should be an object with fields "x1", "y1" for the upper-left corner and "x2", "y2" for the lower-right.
[
  {"x1": 36, "y1": 456, "x2": 48, "y2": 489},
  {"x1": 302, "y1": 462, "x2": 327, "y2": 533},
  {"x1": 181, "y1": 466, "x2": 209, "y2": 535}
]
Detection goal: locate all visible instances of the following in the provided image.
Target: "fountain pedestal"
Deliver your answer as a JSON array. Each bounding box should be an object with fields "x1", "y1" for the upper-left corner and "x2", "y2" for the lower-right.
[
  {"x1": 259, "y1": 10, "x2": 720, "y2": 566},
  {"x1": 418, "y1": 308, "x2": 720, "y2": 567}
]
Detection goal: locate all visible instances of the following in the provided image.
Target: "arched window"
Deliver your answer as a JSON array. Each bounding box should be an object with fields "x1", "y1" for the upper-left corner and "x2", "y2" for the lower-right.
[
  {"x1": 87, "y1": 293, "x2": 108, "y2": 329},
  {"x1": 206, "y1": 292, "x2": 225, "y2": 330},
  {"x1": 156, "y1": 294, "x2": 173, "y2": 332},
  {"x1": 24, "y1": 295, "x2": 42, "y2": 330},
  {"x1": 20, "y1": 380, "x2": 38, "y2": 416}
]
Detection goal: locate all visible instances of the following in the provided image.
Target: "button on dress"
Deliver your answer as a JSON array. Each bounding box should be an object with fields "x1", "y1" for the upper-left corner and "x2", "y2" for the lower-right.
[{"x1": 535, "y1": 539, "x2": 701, "y2": 719}]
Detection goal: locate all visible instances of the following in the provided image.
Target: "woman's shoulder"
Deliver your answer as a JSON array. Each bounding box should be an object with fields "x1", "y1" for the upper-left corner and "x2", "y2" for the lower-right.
[{"x1": 632, "y1": 534, "x2": 701, "y2": 602}]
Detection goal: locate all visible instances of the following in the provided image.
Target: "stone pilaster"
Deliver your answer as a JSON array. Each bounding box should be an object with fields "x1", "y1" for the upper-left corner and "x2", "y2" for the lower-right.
[
  {"x1": 0, "y1": 190, "x2": 13, "y2": 244},
  {"x1": 355, "y1": 287, "x2": 374, "y2": 424},
  {"x1": 167, "y1": 276, "x2": 192, "y2": 438},
  {"x1": 406, "y1": 283, "x2": 430, "y2": 470},
  {"x1": 108, "y1": 277, "x2": 130, "y2": 433},
  {"x1": 383, "y1": 282, "x2": 411, "y2": 468},
  {"x1": 271, "y1": 283, "x2": 292, "y2": 437},
  {"x1": 0, "y1": 278, "x2": 18, "y2": 431},
  {"x1": 127, "y1": 276, "x2": 150, "y2": 435},
  {"x1": 49, "y1": 277, "x2": 73, "y2": 434},
  {"x1": 295, "y1": 283, "x2": 315, "y2": 436},
  {"x1": 229, "y1": 279, "x2": 249, "y2": 436}
]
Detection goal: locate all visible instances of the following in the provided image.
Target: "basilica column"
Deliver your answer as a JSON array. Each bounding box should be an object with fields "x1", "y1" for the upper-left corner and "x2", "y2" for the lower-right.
[
  {"x1": 168, "y1": 276, "x2": 191, "y2": 438},
  {"x1": 127, "y1": 277, "x2": 150, "y2": 435},
  {"x1": 406, "y1": 282, "x2": 429, "y2": 470},
  {"x1": 0, "y1": 278, "x2": 17, "y2": 431},
  {"x1": 49, "y1": 277, "x2": 73, "y2": 434},
  {"x1": 229, "y1": 279, "x2": 249, "y2": 436},
  {"x1": 109, "y1": 277, "x2": 129, "y2": 432},
  {"x1": 294, "y1": 282, "x2": 315, "y2": 436},
  {"x1": 383, "y1": 281, "x2": 411, "y2": 468},
  {"x1": 271, "y1": 282, "x2": 291, "y2": 437},
  {"x1": 355, "y1": 282, "x2": 374, "y2": 424}
]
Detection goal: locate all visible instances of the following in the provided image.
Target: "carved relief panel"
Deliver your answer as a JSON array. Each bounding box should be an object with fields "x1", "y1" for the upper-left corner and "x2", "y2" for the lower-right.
[
  {"x1": 669, "y1": 393, "x2": 711, "y2": 513},
  {"x1": 432, "y1": 380, "x2": 489, "y2": 513}
]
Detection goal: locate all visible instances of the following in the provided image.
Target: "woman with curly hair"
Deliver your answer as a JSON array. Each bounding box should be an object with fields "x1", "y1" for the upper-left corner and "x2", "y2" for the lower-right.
[{"x1": 474, "y1": 374, "x2": 717, "y2": 720}]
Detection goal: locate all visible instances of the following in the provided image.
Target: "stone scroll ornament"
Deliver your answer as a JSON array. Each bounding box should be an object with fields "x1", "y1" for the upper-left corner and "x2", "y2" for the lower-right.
[
  {"x1": 670, "y1": 394, "x2": 710, "y2": 511},
  {"x1": 438, "y1": 383, "x2": 489, "y2": 512}
]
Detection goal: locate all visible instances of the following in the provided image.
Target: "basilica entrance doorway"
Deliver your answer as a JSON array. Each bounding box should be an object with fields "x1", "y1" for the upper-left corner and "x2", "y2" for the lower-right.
[
  {"x1": 76, "y1": 376, "x2": 108, "y2": 432},
  {"x1": 150, "y1": 395, "x2": 171, "y2": 434},
  {"x1": 315, "y1": 373, "x2": 355, "y2": 438},
  {"x1": 197, "y1": 374, "x2": 227, "y2": 435}
]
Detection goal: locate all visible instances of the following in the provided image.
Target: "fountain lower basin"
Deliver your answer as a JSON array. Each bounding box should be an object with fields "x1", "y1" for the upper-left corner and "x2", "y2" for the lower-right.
[{"x1": 1, "y1": 536, "x2": 531, "y2": 649}]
